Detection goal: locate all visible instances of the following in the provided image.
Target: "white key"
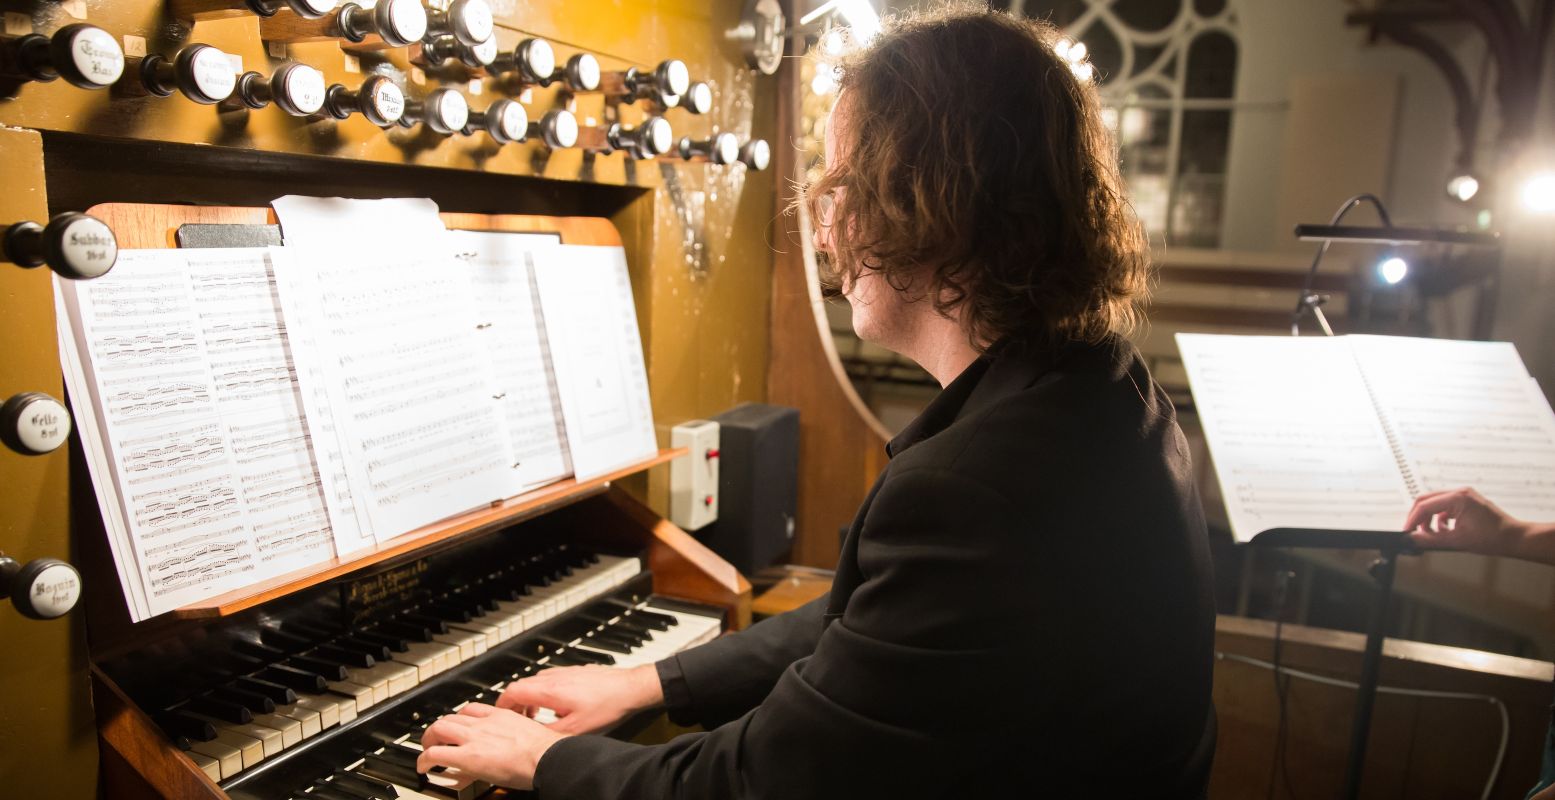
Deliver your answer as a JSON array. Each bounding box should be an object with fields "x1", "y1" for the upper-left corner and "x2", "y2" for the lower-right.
[
  {"x1": 273, "y1": 704, "x2": 322, "y2": 738},
  {"x1": 209, "y1": 728, "x2": 265, "y2": 769},
  {"x1": 249, "y1": 712, "x2": 304, "y2": 746},
  {"x1": 187, "y1": 750, "x2": 222, "y2": 782},
  {"x1": 328, "y1": 679, "x2": 377, "y2": 713},
  {"x1": 432, "y1": 629, "x2": 486, "y2": 660},
  {"x1": 187, "y1": 739, "x2": 241, "y2": 780},
  {"x1": 293, "y1": 694, "x2": 343, "y2": 728},
  {"x1": 213, "y1": 719, "x2": 284, "y2": 758}
]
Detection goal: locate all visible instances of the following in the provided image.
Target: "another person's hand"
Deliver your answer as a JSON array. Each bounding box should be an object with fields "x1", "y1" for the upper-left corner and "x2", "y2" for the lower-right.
[
  {"x1": 1405, "y1": 487, "x2": 1529, "y2": 556},
  {"x1": 416, "y1": 702, "x2": 564, "y2": 790},
  {"x1": 496, "y1": 663, "x2": 664, "y2": 735}
]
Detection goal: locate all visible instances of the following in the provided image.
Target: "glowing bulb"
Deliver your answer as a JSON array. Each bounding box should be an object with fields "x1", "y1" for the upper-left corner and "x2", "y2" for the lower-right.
[
  {"x1": 1068, "y1": 42, "x2": 1088, "y2": 63},
  {"x1": 1522, "y1": 171, "x2": 1555, "y2": 213},
  {"x1": 1055, "y1": 38, "x2": 1073, "y2": 59},
  {"x1": 811, "y1": 69, "x2": 836, "y2": 96},
  {"x1": 1378, "y1": 256, "x2": 1408, "y2": 285},
  {"x1": 1071, "y1": 62, "x2": 1094, "y2": 82},
  {"x1": 1446, "y1": 174, "x2": 1480, "y2": 203},
  {"x1": 820, "y1": 28, "x2": 847, "y2": 56}
]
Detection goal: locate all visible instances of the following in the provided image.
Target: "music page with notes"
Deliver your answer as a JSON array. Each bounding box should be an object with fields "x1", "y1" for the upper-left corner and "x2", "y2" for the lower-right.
[
  {"x1": 271, "y1": 197, "x2": 525, "y2": 542},
  {"x1": 1177, "y1": 333, "x2": 1555, "y2": 543},
  {"x1": 449, "y1": 229, "x2": 572, "y2": 491},
  {"x1": 55, "y1": 248, "x2": 338, "y2": 620}
]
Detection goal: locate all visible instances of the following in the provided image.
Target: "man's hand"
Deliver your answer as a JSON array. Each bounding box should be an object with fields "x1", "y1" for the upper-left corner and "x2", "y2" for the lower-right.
[
  {"x1": 496, "y1": 663, "x2": 664, "y2": 735},
  {"x1": 416, "y1": 703, "x2": 564, "y2": 791},
  {"x1": 1405, "y1": 487, "x2": 1531, "y2": 556}
]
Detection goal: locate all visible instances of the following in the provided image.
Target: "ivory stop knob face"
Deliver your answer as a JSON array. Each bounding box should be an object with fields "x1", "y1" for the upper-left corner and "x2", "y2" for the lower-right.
[
  {"x1": 482, "y1": 98, "x2": 527, "y2": 143},
  {"x1": 711, "y1": 132, "x2": 739, "y2": 165},
  {"x1": 463, "y1": 36, "x2": 498, "y2": 68},
  {"x1": 176, "y1": 44, "x2": 238, "y2": 104},
  {"x1": 0, "y1": 393, "x2": 71, "y2": 456},
  {"x1": 656, "y1": 59, "x2": 690, "y2": 97},
  {"x1": 425, "y1": 88, "x2": 468, "y2": 134},
  {"x1": 565, "y1": 53, "x2": 600, "y2": 92},
  {"x1": 642, "y1": 116, "x2": 673, "y2": 156},
  {"x1": 446, "y1": 0, "x2": 494, "y2": 47},
  {"x1": 683, "y1": 81, "x2": 713, "y2": 115},
  {"x1": 49, "y1": 24, "x2": 124, "y2": 89},
  {"x1": 44, "y1": 213, "x2": 118, "y2": 280},
  {"x1": 375, "y1": 0, "x2": 428, "y2": 47},
  {"x1": 539, "y1": 109, "x2": 578, "y2": 149},
  {"x1": 275, "y1": 62, "x2": 327, "y2": 115},
  {"x1": 361, "y1": 75, "x2": 406, "y2": 125},
  {"x1": 740, "y1": 138, "x2": 771, "y2": 171},
  {"x1": 1, "y1": 557, "x2": 82, "y2": 620},
  {"x1": 515, "y1": 38, "x2": 554, "y2": 83}
]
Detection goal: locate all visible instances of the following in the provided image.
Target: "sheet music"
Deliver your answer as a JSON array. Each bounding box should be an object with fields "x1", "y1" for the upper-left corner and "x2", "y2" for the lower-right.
[
  {"x1": 271, "y1": 197, "x2": 523, "y2": 540},
  {"x1": 533, "y1": 245, "x2": 659, "y2": 479},
  {"x1": 450, "y1": 230, "x2": 572, "y2": 490},
  {"x1": 56, "y1": 249, "x2": 336, "y2": 620},
  {"x1": 1349, "y1": 335, "x2": 1555, "y2": 522},
  {"x1": 1176, "y1": 334, "x2": 1415, "y2": 541},
  {"x1": 263, "y1": 247, "x2": 374, "y2": 555}
]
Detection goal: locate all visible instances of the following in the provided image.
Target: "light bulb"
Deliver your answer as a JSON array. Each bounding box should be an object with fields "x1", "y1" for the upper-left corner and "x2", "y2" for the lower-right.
[
  {"x1": 1378, "y1": 256, "x2": 1408, "y2": 285},
  {"x1": 1446, "y1": 173, "x2": 1480, "y2": 203},
  {"x1": 1522, "y1": 171, "x2": 1555, "y2": 214}
]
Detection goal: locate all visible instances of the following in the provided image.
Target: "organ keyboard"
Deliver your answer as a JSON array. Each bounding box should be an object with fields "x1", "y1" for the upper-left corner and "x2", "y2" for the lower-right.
[{"x1": 91, "y1": 495, "x2": 736, "y2": 800}]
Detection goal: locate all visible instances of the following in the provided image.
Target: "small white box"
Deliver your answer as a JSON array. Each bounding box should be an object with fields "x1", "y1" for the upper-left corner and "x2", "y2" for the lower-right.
[{"x1": 670, "y1": 420, "x2": 720, "y2": 531}]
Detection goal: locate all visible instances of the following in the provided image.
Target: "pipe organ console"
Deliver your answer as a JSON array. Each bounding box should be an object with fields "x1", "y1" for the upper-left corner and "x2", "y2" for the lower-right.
[{"x1": 0, "y1": 1, "x2": 783, "y2": 797}]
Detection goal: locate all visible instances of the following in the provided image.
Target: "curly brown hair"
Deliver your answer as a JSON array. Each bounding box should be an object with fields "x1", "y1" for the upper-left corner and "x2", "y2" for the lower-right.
[{"x1": 807, "y1": 5, "x2": 1150, "y2": 350}]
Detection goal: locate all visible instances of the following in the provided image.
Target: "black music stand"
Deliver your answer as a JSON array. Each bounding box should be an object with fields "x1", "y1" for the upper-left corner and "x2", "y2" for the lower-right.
[{"x1": 1250, "y1": 527, "x2": 1421, "y2": 800}]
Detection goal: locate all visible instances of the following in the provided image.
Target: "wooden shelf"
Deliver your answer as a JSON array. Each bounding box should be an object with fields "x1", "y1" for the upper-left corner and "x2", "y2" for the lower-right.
[{"x1": 170, "y1": 448, "x2": 685, "y2": 619}]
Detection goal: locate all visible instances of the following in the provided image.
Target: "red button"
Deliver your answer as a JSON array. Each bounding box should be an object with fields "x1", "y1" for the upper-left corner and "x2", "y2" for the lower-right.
[
  {"x1": 705, "y1": 448, "x2": 720, "y2": 460},
  {"x1": 703, "y1": 495, "x2": 713, "y2": 506}
]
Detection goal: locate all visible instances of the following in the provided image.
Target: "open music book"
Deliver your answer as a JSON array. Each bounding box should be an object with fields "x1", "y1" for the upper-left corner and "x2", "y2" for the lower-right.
[
  {"x1": 1176, "y1": 333, "x2": 1555, "y2": 543},
  {"x1": 56, "y1": 199, "x2": 659, "y2": 620}
]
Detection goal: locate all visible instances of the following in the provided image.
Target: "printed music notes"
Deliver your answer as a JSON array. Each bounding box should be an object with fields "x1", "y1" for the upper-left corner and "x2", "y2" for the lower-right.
[
  {"x1": 1177, "y1": 333, "x2": 1555, "y2": 543},
  {"x1": 56, "y1": 248, "x2": 336, "y2": 620},
  {"x1": 270, "y1": 198, "x2": 524, "y2": 542},
  {"x1": 57, "y1": 197, "x2": 663, "y2": 620},
  {"x1": 450, "y1": 230, "x2": 572, "y2": 490}
]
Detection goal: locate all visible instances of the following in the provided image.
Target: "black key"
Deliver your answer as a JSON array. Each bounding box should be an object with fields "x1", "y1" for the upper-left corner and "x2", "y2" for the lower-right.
[
  {"x1": 337, "y1": 637, "x2": 393, "y2": 661},
  {"x1": 424, "y1": 602, "x2": 474, "y2": 623},
  {"x1": 360, "y1": 754, "x2": 427, "y2": 789},
  {"x1": 376, "y1": 621, "x2": 437, "y2": 643},
  {"x1": 257, "y1": 664, "x2": 328, "y2": 693},
  {"x1": 260, "y1": 627, "x2": 315, "y2": 653},
  {"x1": 595, "y1": 627, "x2": 647, "y2": 647},
  {"x1": 601, "y1": 601, "x2": 670, "y2": 630},
  {"x1": 398, "y1": 613, "x2": 451, "y2": 634},
  {"x1": 544, "y1": 651, "x2": 591, "y2": 667},
  {"x1": 304, "y1": 785, "x2": 363, "y2": 800},
  {"x1": 311, "y1": 645, "x2": 375, "y2": 669},
  {"x1": 157, "y1": 711, "x2": 216, "y2": 741},
  {"x1": 211, "y1": 686, "x2": 277, "y2": 714},
  {"x1": 354, "y1": 631, "x2": 411, "y2": 653},
  {"x1": 561, "y1": 646, "x2": 615, "y2": 666},
  {"x1": 284, "y1": 656, "x2": 349, "y2": 681},
  {"x1": 331, "y1": 770, "x2": 398, "y2": 800},
  {"x1": 280, "y1": 619, "x2": 340, "y2": 640},
  {"x1": 184, "y1": 695, "x2": 252, "y2": 725},
  {"x1": 234, "y1": 639, "x2": 291, "y2": 662},
  {"x1": 509, "y1": 639, "x2": 562, "y2": 661},
  {"x1": 629, "y1": 608, "x2": 680, "y2": 629},
  {"x1": 574, "y1": 635, "x2": 631, "y2": 655},
  {"x1": 233, "y1": 677, "x2": 297, "y2": 706}
]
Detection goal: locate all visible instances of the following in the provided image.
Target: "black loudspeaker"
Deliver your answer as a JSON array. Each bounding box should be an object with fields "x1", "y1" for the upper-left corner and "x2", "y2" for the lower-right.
[{"x1": 699, "y1": 403, "x2": 799, "y2": 575}]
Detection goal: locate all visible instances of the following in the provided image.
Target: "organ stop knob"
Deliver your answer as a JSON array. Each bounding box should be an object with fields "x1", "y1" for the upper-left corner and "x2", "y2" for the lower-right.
[
  {"x1": 419, "y1": 34, "x2": 496, "y2": 69},
  {"x1": 400, "y1": 87, "x2": 468, "y2": 134},
  {"x1": 560, "y1": 52, "x2": 601, "y2": 92},
  {"x1": 2, "y1": 23, "x2": 125, "y2": 89},
  {"x1": 601, "y1": 58, "x2": 688, "y2": 106},
  {"x1": 534, "y1": 109, "x2": 579, "y2": 149},
  {"x1": 508, "y1": 38, "x2": 555, "y2": 85},
  {"x1": 168, "y1": 0, "x2": 338, "y2": 21},
  {"x1": 681, "y1": 81, "x2": 713, "y2": 115},
  {"x1": 3, "y1": 212, "x2": 118, "y2": 280},
  {"x1": 740, "y1": 138, "x2": 771, "y2": 171},
  {"x1": 141, "y1": 44, "x2": 238, "y2": 105},
  {"x1": 234, "y1": 62, "x2": 328, "y2": 116},
  {"x1": 424, "y1": 0, "x2": 493, "y2": 47},
  {"x1": 0, "y1": 392, "x2": 71, "y2": 456},
  {"x1": 466, "y1": 98, "x2": 527, "y2": 144},
  {"x1": 336, "y1": 0, "x2": 428, "y2": 47},
  {"x1": 608, "y1": 116, "x2": 673, "y2": 159},
  {"x1": 678, "y1": 132, "x2": 740, "y2": 165},
  {"x1": 0, "y1": 556, "x2": 82, "y2": 620},
  {"x1": 326, "y1": 74, "x2": 406, "y2": 126}
]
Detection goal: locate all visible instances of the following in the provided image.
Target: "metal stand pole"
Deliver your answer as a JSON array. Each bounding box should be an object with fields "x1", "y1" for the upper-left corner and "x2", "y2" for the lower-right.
[{"x1": 1341, "y1": 544, "x2": 1401, "y2": 800}]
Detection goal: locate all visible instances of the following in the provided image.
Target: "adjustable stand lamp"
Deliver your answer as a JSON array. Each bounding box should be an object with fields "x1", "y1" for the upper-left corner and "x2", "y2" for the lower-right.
[{"x1": 1290, "y1": 192, "x2": 1500, "y2": 336}]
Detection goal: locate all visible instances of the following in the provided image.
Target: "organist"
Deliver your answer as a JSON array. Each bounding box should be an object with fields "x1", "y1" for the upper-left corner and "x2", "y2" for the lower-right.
[{"x1": 416, "y1": 7, "x2": 1219, "y2": 797}]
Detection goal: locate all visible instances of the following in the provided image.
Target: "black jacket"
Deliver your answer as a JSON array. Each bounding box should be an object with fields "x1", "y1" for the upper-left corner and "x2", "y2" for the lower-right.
[{"x1": 534, "y1": 336, "x2": 1217, "y2": 798}]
